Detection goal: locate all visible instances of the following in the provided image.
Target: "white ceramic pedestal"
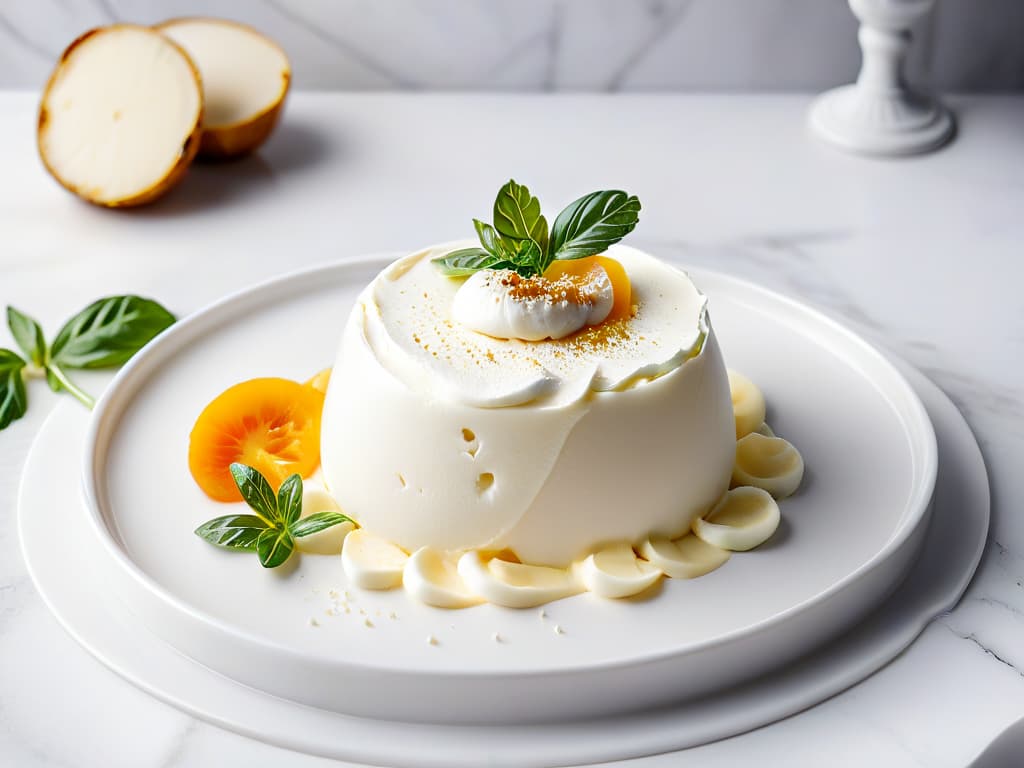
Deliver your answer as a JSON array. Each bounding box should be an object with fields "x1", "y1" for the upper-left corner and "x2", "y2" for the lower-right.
[{"x1": 810, "y1": 0, "x2": 954, "y2": 156}]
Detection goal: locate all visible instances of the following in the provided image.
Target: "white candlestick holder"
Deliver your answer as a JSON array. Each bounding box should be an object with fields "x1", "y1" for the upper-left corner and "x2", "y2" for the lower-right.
[{"x1": 809, "y1": 0, "x2": 954, "y2": 156}]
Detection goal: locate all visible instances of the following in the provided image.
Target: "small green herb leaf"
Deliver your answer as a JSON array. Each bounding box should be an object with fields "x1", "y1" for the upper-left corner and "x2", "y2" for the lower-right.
[
  {"x1": 49, "y1": 295, "x2": 175, "y2": 370},
  {"x1": 0, "y1": 349, "x2": 28, "y2": 431},
  {"x1": 431, "y1": 247, "x2": 511, "y2": 277},
  {"x1": 433, "y1": 182, "x2": 641, "y2": 279},
  {"x1": 507, "y1": 238, "x2": 544, "y2": 277},
  {"x1": 473, "y1": 219, "x2": 513, "y2": 260},
  {"x1": 45, "y1": 367, "x2": 61, "y2": 393},
  {"x1": 550, "y1": 190, "x2": 641, "y2": 261},
  {"x1": 194, "y1": 514, "x2": 270, "y2": 550},
  {"x1": 291, "y1": 511, "x2": 353, "y2": 538},
  {"x1": 493, "y1": 180, "x2": 548, "y2": 252},
  {"x1": 7, "y1": 307, "x2": 46, "y2": 367},
  {"x1": 196, "y1": 465, "x2": 324, "y2": 568},
  {"x1": 277, "y1": 473, "x2": 303, "y2": 527},
  {"x1": 256, "y1": 527, "x2": 295, "y2": 568},
  {"x1": 229, "y1": 462, "x2": 279, "y2": 525}
]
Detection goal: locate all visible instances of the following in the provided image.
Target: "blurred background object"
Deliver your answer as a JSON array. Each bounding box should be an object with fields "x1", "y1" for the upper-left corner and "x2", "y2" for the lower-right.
[
  {"x1": 1, "y1": 0, "x2": 1022, "y2": 92},
  {"x1": 809, "y1": 0, "x2": 955, "y2": 156}
]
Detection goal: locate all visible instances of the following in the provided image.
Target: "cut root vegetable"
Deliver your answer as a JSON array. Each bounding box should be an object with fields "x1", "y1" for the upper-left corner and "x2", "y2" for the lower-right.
[
  {"x1": 157, "y1": 17, "x2": 290, "y2": 159},
  {"x1": 37, "y1": 25, "x2": 202, "y2": 207}
]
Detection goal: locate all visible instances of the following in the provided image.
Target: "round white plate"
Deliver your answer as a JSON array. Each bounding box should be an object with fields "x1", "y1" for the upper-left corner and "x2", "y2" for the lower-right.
[
  {"x1": 18, "y1": 362, "x2": 987, "y2": 767},
  {"x1": 73, "y1": 257, "x2": 939, "y2": 725}
]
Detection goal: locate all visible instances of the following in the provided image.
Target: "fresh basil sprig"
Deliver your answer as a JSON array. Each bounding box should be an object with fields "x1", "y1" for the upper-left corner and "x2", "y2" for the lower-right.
[
  {"x1": 0, "y1": 296, "x2": 176, "y2": 431},
  {"x1": 0, "y1": 350, "x2": 28, "y2": 430},
  {"x1": 195, "y1": 463, "x2": 353, "y2": 569},
  {"x1": 549, "y1": 190, "x2": 642, "y2": 262},
  {"x1": 49, "y1": 296, "x2": 175, "y2": 369},
  {"x1": 432, "y1": 180, "x2": 640, "y2": 278},
  {"x1": 492, "y1": 180, "x2": 549, "y2": 253}
]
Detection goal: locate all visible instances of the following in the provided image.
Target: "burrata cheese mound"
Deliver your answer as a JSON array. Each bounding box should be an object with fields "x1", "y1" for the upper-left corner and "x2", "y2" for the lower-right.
[{"x1": 320, "y1": 242, "x2": 736, "y2": 568}]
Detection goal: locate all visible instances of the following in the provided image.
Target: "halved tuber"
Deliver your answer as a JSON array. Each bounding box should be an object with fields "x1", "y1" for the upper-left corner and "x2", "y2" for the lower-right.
[
  {"x1": 37, "y1": 25, "x2": 203, "y2": 207},
  {"x1": 157, "y1": 18, "x2": 290, "y2": 160}
]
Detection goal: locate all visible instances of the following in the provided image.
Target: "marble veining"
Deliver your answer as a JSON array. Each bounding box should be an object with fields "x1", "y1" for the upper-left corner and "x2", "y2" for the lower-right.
[
  {"x1": 942, "y1": 624, "x2": 1024, "y2": 680},
  {"x1": 0, "y1": 0, "x2": 1022, "y2": 91}
]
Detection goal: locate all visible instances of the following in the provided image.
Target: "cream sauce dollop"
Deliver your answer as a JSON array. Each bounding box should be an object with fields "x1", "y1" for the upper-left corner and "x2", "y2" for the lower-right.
[{"x1": 452, "y1": 267, "x2": 614, "y2": 341}]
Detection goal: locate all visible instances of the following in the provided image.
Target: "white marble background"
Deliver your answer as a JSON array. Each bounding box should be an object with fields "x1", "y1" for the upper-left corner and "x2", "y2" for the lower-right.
[{"x1": 1, "y1": 0, "x2": 1023, "y2": 92}]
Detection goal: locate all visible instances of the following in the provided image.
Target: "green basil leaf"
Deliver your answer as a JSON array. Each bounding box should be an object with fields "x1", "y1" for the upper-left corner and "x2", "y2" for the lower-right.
[
  {"x1": 194, "y1": 514, "x2": 269, "y2": 550},
  {"x1": 50, "y1": 295, "x2": 175, "y2": 369},
  {"x1": 493, "y1": 179, "x2": 549, "y2": 253},
  {"x1": 229, "y1": 463, "x2": 279, "y2": 524},
  {"x1": 45, "y1": 367, "x2": 61, "y2": 393},
  {"x1": 431, "y1": 247, "x2": 512, "y2": 277},
  {"x1": 507, "y1": 238, "x2": 544, "y2": 277},
  {"x1": 6, "y1": 307, "x2": 46, "y2": 367},
  {"x1": 550, "y1": 191, "x2": 641, "y2": 261},
  {"x1": 0, "y1": 349, "x2": 28, "y2": 431},
  {"x1": 277, "y1": 474, "x2": 303, "y2": 527},
  {"x1": 473, "y1": 219, "x2": 514, "y2": 259},
  {"x1": 290, "y1": 511, "x2": 353, "y2": 538},
  {"x1": 256, "y1": 527, "x2": 294, "y2": 568}
]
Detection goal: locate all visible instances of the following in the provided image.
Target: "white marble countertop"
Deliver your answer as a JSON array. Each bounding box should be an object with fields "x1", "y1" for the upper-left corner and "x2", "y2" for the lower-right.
[{"x1": 1, "y1": 91, "x2": 1021, "y2": 767}]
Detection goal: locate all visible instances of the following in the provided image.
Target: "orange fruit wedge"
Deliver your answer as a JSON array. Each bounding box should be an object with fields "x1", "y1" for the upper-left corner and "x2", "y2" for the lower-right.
[
  {"x1": 305, "y1": 367, "x2": 331, "y2": 394},
  {"x1": 188, "y1": 377, "x2": 324, "y2": 502},
  {"x1": 544, "y1": 255, "x2": 632, "y2": 320}
]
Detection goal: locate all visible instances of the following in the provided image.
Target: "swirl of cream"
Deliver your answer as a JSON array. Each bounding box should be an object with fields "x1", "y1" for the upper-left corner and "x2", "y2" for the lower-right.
[
  {"x1": 341, "y1": 529, "x2": 408, "y2": 589},
  {"x1": 578, "y1": 542, "x2": 662, "y2": 598},
  {"x1": 692, "y1": 487, "x2": 780, "y2": 551},
  {"x1": 638, "y1": 534, "x2": 730, "y2": 579},
  {"x1": 457, "y1": 551, "x2": 582, "y2": 608},
  {"x1": 728, "y1": 370, "x2": 766, "y2": 439},
  {"x1": 403, "y1": 547, "x2": 482, "y2": 608},
  {"x1": 732, "y1": 432, "x2": 805, "y2": 499},
  {"x1": 452, "y1": 267, "x2": 613, "y2": 341}
]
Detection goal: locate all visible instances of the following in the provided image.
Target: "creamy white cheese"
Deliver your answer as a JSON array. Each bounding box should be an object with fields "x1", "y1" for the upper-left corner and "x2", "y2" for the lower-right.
[
  {"x1": 452, "y1": 267, "x2": 613, "y2": 341},
  {"x1": 320, "y1": 242, "x2": 736, "y2": 567},
  {"x1": 639, "y1": 534, "x2": 730, "y2": 579},
  {"x1": 403, "y1": 547, "x2": 482, "y2": 608},
  {"x1": 457, "y1": 552, "x2": 583, "y2": 608},
  {"x1": 577, "y1": 543, "x2": 662, "y2": 599},
  {"x1": 294, "y1": 473, "x2": 354, "y2": 555},
  {"x1": 728, "y1": 370, "x2": 767, "y2": 439},
  {"x1": 732, "y1": 432, "x2": 805, "y2": 499},
  {"x1": 692, "y1": 487, "x2": 781, "y2": 551},
  {"x1": 364, "y1": 241, "x2": 711, "y2": 406},
  {"x1": 341, "y1": 529, "x2": 408, "y2": 589}
]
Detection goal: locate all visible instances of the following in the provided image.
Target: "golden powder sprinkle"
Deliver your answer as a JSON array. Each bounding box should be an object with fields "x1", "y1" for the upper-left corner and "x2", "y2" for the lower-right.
[{"x1": 501, "y1": 271, "x2": 604, "y2": 307}]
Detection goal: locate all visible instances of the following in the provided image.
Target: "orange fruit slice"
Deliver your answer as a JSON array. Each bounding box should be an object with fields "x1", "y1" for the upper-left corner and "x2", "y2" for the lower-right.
[
  {"x1": 305, "y1": 367, "x2": 331, "y2": 394},
  {"x1": 544, "y1": 255, "x2": 632, "y2": 320},
  {"x1": 188, "y1": 377, "x2": 324, "y2": 502}
]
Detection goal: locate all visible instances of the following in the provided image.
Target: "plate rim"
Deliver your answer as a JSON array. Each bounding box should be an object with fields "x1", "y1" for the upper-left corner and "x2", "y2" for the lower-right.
[{"x1": 80, "y1": 252, "x2": 938, "y2": 679}]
